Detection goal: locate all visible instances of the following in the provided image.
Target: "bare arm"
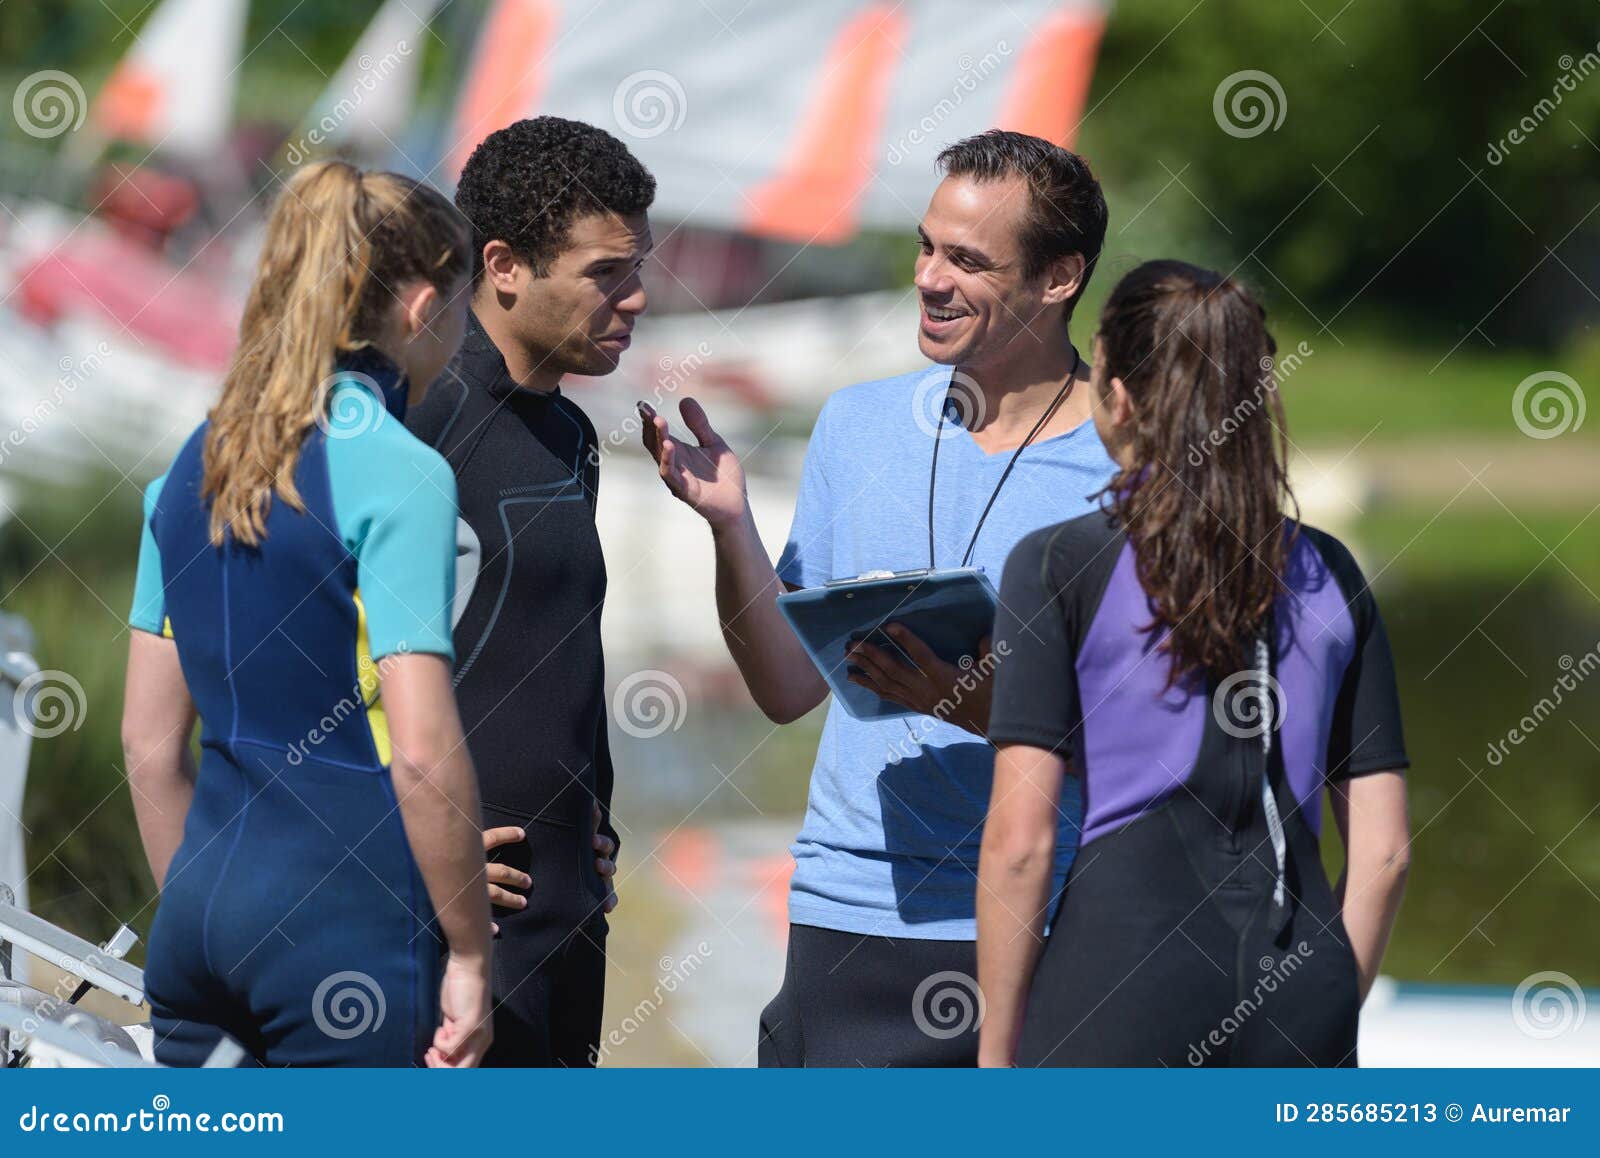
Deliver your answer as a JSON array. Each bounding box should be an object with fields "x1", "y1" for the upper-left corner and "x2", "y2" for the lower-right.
[
  {"x1": 1328, "y1": 770, "x2": 1410, "y2": 1001},
  {"x1": 640, "y1": 399, "x2": 825, "y2": 723},
  {"x1": 122, "y1": 631, "x2": 198, "y2": 890},
  {"x1": 379, "y1": 652, "x2": 493, "y2": 1066},
  {"x1": 710, "y1": 508, "x2": 826, "y2": 722},
  {"x1": 976, "y1": 743, "x2": 1067, "y2": 1067}
]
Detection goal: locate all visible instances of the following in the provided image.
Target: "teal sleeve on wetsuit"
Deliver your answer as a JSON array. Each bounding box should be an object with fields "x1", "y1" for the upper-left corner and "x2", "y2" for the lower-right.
[
  {"x1": 129, "y1": 473, "x2": 168, "y2": 635},
  {"x1": 324, "y1": 388, "x2": 459, "y2": 662}
]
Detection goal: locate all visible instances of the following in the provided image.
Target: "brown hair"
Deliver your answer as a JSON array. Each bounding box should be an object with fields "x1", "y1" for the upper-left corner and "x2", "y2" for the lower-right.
[
  {"x1": 201, "y1": 161, "x2": 468, "y2": 547},
  {"x1": 1095, "y1": 259, "x2": 1299, "y2": 683},
  {"x1": 936, "y1": 129, "x2": 1108, "y2": 318}
]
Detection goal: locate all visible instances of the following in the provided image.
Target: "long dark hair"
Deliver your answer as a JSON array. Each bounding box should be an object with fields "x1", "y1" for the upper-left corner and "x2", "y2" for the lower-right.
[{"x1": 1094, "y1": 260, "x2": 1298, "y2": 684}]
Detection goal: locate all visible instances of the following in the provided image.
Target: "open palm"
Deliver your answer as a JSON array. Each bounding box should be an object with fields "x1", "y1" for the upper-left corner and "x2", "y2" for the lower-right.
[{"x1": 639, "y1": 397, "x2": 749, "y2": 528}]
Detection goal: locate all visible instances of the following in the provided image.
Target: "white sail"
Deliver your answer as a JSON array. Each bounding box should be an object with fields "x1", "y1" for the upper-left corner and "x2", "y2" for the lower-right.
[
  {"x1": 90, "y1": 0, "x2": 248, "y2": 157},
  {"x1": 289, "y1": 0, "x2": 444, "y2": 163},
  {"x1": 444, "y1": 0, "x2": 1108, "y2": 242}
]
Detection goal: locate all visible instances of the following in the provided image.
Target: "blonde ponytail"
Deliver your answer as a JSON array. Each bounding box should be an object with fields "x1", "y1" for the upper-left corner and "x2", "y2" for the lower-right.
[{"x1": 201, "y1": 161, "x2": 468, "y2": 546}]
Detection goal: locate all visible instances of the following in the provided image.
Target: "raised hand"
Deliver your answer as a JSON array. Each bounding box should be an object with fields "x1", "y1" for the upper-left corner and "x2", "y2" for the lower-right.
[{"x1": 638, "y1": 398, "x2": 749, "y2": 530}]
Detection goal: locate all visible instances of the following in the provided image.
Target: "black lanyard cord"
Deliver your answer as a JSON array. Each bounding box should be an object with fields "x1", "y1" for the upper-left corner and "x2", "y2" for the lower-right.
[{"x1": 927, "y1": 348, "x2": 1082, "y2": 569}]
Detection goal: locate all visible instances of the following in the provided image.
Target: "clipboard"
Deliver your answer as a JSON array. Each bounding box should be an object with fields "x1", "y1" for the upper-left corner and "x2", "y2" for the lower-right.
[{"x1": 776, "y1": 567, "x2": 999, "y2": 720}]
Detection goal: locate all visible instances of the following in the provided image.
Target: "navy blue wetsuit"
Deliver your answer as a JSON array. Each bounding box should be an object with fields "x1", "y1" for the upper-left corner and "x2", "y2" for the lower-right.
[
  {"x1": 129, "y1": 353, "x2": 458, "y2": 1067},
  {"x1": 989, "y1": 515, "x2": 1409, "y2": 1067}
]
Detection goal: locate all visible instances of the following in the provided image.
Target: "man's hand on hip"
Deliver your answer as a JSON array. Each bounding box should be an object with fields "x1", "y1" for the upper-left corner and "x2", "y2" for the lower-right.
[{"x1": 592, "y1": 800, "x2": 618, "y2": 915}]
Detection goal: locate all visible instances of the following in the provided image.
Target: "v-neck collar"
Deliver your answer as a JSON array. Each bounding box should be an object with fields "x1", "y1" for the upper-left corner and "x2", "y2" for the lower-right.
[{"x1": 928, "y1": 364, "x2": 1094, "y2": 461}]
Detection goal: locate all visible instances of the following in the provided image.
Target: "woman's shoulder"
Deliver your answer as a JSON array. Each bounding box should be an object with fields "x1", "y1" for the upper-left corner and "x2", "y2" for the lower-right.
[
  {"x1": 1288, "y1": 521, "x2": 1368, "y2": 596},
  {"x1": 1023, "y1": 508, "x2": 1122, "y2": 566},
  {"x1": 1005, "y1": 508, "x2": 1124, "y2": 595},
  {"x1": 324, "y1": 416, "x2": 457, "y2": 537},
  {"x1": 143, "y1": 421, "x2": 211, "y2": 509}
]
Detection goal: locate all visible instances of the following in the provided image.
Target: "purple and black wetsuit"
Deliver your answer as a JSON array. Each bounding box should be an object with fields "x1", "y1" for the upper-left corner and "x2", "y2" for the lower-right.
[{"x1": 988, "y1": 513, "x2": 1409, "y2": 1067}]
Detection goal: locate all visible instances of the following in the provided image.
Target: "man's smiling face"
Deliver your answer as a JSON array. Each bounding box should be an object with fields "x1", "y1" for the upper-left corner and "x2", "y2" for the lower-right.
[{"x1": 913, "y1": 174, "x2": 1049, "y2": 370}]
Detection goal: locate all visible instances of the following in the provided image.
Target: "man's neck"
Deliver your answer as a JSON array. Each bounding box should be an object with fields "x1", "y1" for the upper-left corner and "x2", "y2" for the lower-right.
[
  {"x1": 956, "y1": 331, "x2": 1088, "y2": 449},
  {"x1": 472, "y1": 295, "x2": 562, "y2": 394}
]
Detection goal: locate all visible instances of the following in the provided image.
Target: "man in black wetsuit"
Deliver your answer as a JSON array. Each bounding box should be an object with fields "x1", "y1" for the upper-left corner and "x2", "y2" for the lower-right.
[{"x1": 406, "y1": 117, "x2": 654, "y2": 1067}]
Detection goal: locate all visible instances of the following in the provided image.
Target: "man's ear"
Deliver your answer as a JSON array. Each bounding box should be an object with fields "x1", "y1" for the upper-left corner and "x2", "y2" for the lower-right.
[
  {"x1": 1041, "y1": 251, "x2": 1087, "y2": 310},
  {"x1": 481, "y1": 239, "x2": 524, "y2": 295}
]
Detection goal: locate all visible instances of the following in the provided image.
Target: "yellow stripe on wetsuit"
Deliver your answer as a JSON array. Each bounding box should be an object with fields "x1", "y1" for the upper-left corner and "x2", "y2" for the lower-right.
[{"x1": 352, "y1": 589, "x2": 392, "y2": 767}]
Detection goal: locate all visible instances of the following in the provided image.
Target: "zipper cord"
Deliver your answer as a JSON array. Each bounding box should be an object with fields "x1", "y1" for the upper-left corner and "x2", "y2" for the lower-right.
[{"x1": 1256, "y1": 636, "x2": 1288, "y2": 909}]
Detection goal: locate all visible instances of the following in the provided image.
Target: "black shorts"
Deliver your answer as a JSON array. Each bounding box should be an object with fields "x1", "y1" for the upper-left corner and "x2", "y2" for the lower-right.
[{"x1": 759, "y1": 924, "x2": 980, "y2": 1067}]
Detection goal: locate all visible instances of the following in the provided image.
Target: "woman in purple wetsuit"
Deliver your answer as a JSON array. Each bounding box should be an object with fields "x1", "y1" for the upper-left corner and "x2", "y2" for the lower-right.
[{"x1": 976, "y1": 260, "x2": 1412, "y2": 1067}]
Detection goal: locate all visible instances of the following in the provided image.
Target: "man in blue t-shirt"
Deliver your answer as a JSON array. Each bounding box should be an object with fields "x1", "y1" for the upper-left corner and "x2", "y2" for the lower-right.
[{"x1": 639, "y1": 130, "x2": 1115, "y2": 1066}]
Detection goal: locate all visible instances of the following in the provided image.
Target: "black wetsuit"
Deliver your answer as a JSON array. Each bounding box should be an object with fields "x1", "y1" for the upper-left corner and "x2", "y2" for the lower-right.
[
  {"x1": 407, "y1": 310, "x2": 617, "y2": 1067},
  {"x1": 989, "y1": 515, "x2": 1409, "y2": 1067}
]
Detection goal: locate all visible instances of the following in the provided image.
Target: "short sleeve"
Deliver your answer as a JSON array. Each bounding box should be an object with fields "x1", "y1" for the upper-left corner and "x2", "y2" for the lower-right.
[
  {"x1": 356, "y1": 460, "x2": 458, "y2": 662},
  {"x1": 327, "y1": 415, "x2": 461, "y2": 663},
  {"x1": 775, "y1": 400, "x2": 834, "y2": 589},
  {"x1": 129, "y1": 474, "x2": 169, "y2": 636},
  {"x1": 1315, "y1": 531, "x2": 1410, "y2": 779},
  {"x1": 987, "y1": 526, "x2": 1082, "y2": 756}
]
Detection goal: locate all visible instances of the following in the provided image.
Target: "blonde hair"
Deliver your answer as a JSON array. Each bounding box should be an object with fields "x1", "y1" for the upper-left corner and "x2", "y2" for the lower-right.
[{"x1": 201, "y1": 161, "x2": 469, "y2": 547}]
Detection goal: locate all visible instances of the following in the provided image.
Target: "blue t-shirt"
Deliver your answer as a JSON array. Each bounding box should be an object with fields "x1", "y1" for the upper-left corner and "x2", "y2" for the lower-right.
[{"x1": 776, "y1": 364, "x2": 1120, "y2": 939}]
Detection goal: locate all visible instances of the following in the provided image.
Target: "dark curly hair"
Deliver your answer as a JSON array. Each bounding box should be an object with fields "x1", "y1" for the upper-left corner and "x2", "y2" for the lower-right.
[
  {"x1": 455, "y1": 116, "x2": 657, "y2": 281},
  {"x1": 936, "y1": 130, "x2": 1107, "y2": 320}
]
